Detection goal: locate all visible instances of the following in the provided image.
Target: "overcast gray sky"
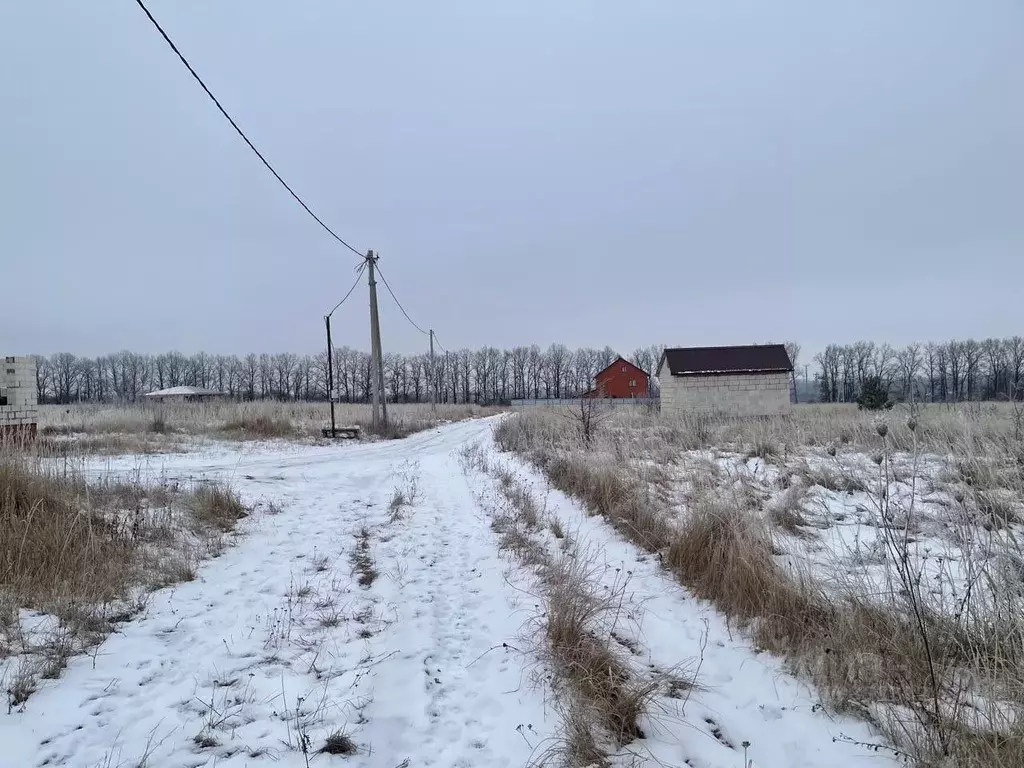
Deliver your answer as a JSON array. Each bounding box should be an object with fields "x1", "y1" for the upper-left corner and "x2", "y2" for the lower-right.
[{"x1": 2, "y1": 1, "x2": 1021, "y2": 361}]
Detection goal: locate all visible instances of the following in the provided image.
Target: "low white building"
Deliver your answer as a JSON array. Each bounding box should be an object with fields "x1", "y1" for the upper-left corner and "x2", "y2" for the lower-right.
[
  {"x1": 144, "y1": 386, "x2": 227, "y2": 403},
  {"x1": 0, "y1": 356, "x2": 39, "y2": 438},
  {"x1": 657, "y1": 344, "x2": 793, "y2": 417}
]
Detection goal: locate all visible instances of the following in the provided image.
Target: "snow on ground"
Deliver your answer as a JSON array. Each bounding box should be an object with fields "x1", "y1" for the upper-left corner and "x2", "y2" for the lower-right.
[
  {"x1": 5, "y1": 418, "x2": 914, "y2": 768},
  {"x1": 680, "y1": 447, "x2": 1024, "y2": 617},
  {"x1": 2, "y1": 419, "x2": 552, "y2": 768},
  {"x1": 463, "y1": 437, "x2": 900, "y2": 768}
]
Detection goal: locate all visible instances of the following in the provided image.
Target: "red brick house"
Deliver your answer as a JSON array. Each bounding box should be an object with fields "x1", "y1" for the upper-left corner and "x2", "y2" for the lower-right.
[{"x1": 583, "y1": 357, "x2": 650, "y2": 399}]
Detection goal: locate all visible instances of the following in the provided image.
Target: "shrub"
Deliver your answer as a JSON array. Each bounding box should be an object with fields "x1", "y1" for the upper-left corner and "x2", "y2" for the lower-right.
[{"x1": 856, "y1": 376, "x2": 894, "y2": 411}]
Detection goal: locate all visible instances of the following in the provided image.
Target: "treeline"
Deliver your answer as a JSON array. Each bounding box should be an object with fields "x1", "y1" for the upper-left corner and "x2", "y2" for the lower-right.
[
  {"x1": 29, "y1": 336, "x2": 1024, "y2": 406},
  {"x1": 31, "y1": 345, "x2": 666, "y2": 405},
  {"x1": 815, "y1": 337, "x2": 1024, "y2": 403}
]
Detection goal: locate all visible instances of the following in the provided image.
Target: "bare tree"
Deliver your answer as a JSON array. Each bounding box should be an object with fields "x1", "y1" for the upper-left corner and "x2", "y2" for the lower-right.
[
  {"x1": 785, "y1": 342, "x2": 801, "y2": 403},
  {"x1": 962, "y1": 339, "x2": 985, "y2": 401},
  {"x1": 815, "y1": 345, "x2": 841, "y2": 403},
  {"x1": 52, "y1": 353, "x2": 78, "y2": 404},
  {"x1": 924, "y1": 342, "x2": 940, "y2": 402},
  {"x1": 28, "y1": 334, "x2": 1024, "y2": 408},
  {"x1": 1009, "y1": 336, "x2": 1024, "y2": 399},
  {"x1": 946, "y1": 340, "x2": 965, "y2": 402},
  {"x1": 896, "y1": 344, "x2": 923, "y2": 401},
  {"x1": 567, "y1": 396, "x2": 609, "y2": 445}
]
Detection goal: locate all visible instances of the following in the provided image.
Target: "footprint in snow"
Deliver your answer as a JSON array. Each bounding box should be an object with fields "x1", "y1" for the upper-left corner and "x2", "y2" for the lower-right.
[{"x1": 704, "y1": 717, "x2": 735, "y2": 749}]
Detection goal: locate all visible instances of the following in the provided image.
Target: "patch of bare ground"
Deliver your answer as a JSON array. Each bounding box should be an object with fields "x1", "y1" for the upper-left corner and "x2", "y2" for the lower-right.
[
  {"x1": 495, "y1": 406, "x2": 1024, "y2": 767},
  {"x1": 0, "y1": 447, "x2": 247, "y2": 710}
]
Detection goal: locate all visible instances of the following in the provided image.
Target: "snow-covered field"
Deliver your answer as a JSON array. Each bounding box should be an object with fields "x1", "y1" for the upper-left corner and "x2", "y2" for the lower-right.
[
  {"x1": 461, "y1": 442, "x2": 897, "y2": 768},
  {"x1": 1, "y1": 416, "x2": 909, "y2": 767},
  {"x1": 493, "y1": 406, "x2": 1024, "y2": 766}
]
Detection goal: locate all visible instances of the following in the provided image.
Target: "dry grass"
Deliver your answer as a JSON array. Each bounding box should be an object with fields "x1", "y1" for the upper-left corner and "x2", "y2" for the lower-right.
[
  {"x1": 320, "y1": 730, "x2": 357, "y2": 755},
  {"x1": 496, "y1": 405, "x2": 1024, "y2": 767},
  {"x1": 0, "y1": 446, "x2": 246, "y2": 708},
  {"x1": 31, "y1": 434, "x2": 184, "y2": 457},
  {"x1": 186, "y1": 484, "x2": 248, "y2": 532},
  {"x1": 460, "y1": 445, "x2": 664, "y2": 763},
  {"x1": 220, "y1": 413, "x2": 299, "y2": 439},
  {"x1": 770, "y1": 486, "x2": 812, "y2": 535},
  {"x1": 542, "y1": 553, "x2": 658, "y2": 745},
  {"x1": 350, "y1": 528, "x2": 377, "y2": 588},
  {"x1": 35, "y1": 401, "x2": 501, "y2": 451},
  {"x1": 798, "y1": 462, "x2": 870, "y2": 494},
  {"x1": 539, "y1": 455, "x2": 671, "y2": 554}
]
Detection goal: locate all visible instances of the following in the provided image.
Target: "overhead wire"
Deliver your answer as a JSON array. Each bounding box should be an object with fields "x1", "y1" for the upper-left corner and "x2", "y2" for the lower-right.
[
  {"x1": 133, "y1": 0, "x2": 456, "y2": 353},
  {"x1": 374, "y1": 263, "x2": 430, "y2": 337},
  {"x1": 326, "y1": 262, "x2": 367, "y2": 317},
  {"x1": 132, "y1": 0, "x2": 364, "y2": 259}
]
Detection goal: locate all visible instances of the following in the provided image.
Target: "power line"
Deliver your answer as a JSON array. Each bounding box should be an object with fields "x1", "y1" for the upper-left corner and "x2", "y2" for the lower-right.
[
  {"x1": 375, "y1": 263, "x2": 430, "y2": 336},
  {"x1": 132, "y1": 0, "x2": 363, "y2": 259},
  {"x1": 326, "y1": 262, "x2": 366, "y2": 317}
]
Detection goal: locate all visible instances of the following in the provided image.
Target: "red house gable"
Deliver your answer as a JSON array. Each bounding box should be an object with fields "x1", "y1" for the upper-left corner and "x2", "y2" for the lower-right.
[{"x1": 588, "y1": 357, "x2": 650, "y2": 399}]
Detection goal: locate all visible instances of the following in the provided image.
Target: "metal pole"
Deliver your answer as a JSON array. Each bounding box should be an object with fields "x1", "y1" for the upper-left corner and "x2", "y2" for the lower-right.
[
  {"x1": 429, "y1": 329, "x2": 436, "y2": 411},
  {"x1": 325, "y1": 314, "x2": 336, "y2": 436}
]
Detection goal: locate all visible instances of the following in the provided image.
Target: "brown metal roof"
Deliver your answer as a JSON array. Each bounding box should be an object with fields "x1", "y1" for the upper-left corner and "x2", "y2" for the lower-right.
[{"x1": 659, "y1": 344, "x2": 793, "y2": 376}]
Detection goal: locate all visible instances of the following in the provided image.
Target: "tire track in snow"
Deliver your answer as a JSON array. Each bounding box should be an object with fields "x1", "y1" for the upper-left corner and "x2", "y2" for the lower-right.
[
  {"x1": 480, "y1": 438, "x2": 900, "y2": 768},
  {"x1": 2, "y1": 419, "x2": 552, "y2": 768},
  {"x1": 356, "y1": 447, "x2": 549, "y2": 768}
]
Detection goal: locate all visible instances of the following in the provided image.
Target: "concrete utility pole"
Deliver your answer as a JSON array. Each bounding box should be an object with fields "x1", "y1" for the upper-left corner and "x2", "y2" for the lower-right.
[
  {"x1": 366, "y1": 250, "x2": 387, "y2": 431},
  {"x1": 429, "y1": 329, "x2": 436, "y2": 411}
]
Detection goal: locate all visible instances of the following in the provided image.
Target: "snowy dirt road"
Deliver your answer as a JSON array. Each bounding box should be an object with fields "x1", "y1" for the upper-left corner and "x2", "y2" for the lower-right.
[
  {"x1": 2, "y1": 419, "x2": 552, "y2": 768},
  {"x1": 4, "y1": 417, "x2": 899, "y2": 768}
]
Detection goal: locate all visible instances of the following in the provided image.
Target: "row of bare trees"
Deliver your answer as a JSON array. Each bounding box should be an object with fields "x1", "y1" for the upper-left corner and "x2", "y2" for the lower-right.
[
  {"x1": 32, "y1": 345, "x2": 666, "y2": 405},
  {"x1": 32, "y1": 337, "x2": 1020, "y2": 406},
  {"x1": 814, "y1": 338, "x2": 1024, "y2": 403}
]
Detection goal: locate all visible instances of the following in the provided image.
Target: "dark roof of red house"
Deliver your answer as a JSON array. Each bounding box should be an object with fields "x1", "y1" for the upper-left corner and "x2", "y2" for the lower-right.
[
  {"x1": 594, "y1": 357, "x2": 649, "y2": 380},
  {"x1": 659, "y1": 345, "x2": 793, "y2": 376}
]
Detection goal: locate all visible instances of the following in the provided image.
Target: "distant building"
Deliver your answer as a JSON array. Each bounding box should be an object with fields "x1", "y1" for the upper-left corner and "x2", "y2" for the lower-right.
[
  {"x1": 583, "y1": 357, "x2": 650, "y2": 399},
  {"x1": 0, "y1": 356, "x2": 39, "y2": 438},
  {"x1": 144, "y1": 386, "x2": 227, "y2": 403},
  {"x1": 657, "y1": 344, "x2": 793, "y2": 417}
]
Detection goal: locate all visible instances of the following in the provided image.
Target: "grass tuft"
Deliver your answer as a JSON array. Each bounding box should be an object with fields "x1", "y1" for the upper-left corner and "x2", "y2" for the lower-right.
[
  {"x1": 320, "y1": 730, "x2": 357, "y2": 755},
  {"x1": 186, "y1": 484, "x2": 247, "y2": 532},
  {"x1": 351, "y1": 528, "x2": 377, "y2": 587}
]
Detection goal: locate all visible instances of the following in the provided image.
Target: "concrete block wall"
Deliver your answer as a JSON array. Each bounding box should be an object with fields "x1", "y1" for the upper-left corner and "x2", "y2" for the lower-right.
[
  {"x1": 0, "y1": 356, "x2": 39, "y2": 427},
  {"x1": 661, "y1": 371, "x2": 791, "y2": 417}
]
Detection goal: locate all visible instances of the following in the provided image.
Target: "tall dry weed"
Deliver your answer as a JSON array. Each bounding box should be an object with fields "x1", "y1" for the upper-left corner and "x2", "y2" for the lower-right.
[{"x1": 497, "y1": 404, "x2": 1024, "y2": 766}]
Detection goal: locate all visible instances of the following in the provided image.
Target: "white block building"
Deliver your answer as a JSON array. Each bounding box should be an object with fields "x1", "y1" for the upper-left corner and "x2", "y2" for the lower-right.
[
  {"x1": 143, "y1": 386, "x2": 227, "y2": 403},
  {"x1": 0, "y1": 356, "x2": 39, "y2": 437},
  {"x1": 657, "y1": 344, "x2": 793, "y2": 417}
]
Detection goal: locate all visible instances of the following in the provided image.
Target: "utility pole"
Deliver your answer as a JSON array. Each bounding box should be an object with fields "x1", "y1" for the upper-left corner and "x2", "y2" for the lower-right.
[
  {"x1": 429, "y1": 329, "x2": 436, "y2": 411},
  {"x1": 366, "y1": 250, "x2": 387, "y2": 430},
  {"x1": 325, "y1": 315, "x2": 336, "y2": 436}
]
